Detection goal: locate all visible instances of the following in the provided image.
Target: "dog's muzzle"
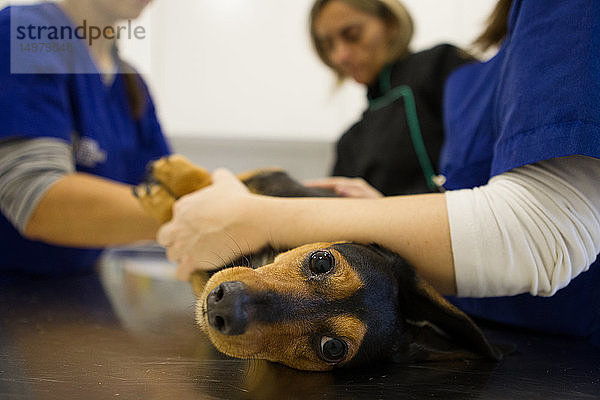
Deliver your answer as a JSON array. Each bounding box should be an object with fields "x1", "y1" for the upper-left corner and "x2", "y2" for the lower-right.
[{"x1": 206, "y1": 281, "x2": 249, "y2": 335}]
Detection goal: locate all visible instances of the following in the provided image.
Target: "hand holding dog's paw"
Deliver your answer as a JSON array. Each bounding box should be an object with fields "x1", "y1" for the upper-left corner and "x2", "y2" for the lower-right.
[
  {"x1": 158, "y1": 168, "x2": 269, "y2": 280},
  {"x1": 134, "y1": 155, "x2": 211, "y2": 223},
  {"x1": 151, "y1": 155, "x2": 213, "y2": 198}
]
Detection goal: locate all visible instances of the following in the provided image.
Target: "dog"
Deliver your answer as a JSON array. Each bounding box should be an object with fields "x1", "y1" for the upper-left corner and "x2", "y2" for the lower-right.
[{"x1": 134, "y1": 155, "x2": 503, "y2": 371}]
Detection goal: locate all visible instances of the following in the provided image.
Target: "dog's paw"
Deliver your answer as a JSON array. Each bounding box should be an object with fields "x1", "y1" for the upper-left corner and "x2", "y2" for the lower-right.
[
  {"x1": 150, "y1": 155, "x2": 212, "y2": 198},
  {"x1": 133, "y1": 182, "x2": 176, "y2": 223}
]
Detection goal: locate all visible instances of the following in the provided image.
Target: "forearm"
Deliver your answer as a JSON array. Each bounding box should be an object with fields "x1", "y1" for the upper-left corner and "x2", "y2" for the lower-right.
[
  {"x1": 24, "y1": 173, "x2": 160, "y2": 247},
  {"x1": 255, "y1": 193, "x2": 456, "y2": 294},
  {"x1": 159, "y1": 169, "x2": 455, "y2": 288}
]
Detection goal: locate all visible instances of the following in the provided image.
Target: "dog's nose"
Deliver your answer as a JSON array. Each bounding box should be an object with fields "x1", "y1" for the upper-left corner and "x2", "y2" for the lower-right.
[{"x1": 206, "y1": 281, "x2": 249, "y2": 335}]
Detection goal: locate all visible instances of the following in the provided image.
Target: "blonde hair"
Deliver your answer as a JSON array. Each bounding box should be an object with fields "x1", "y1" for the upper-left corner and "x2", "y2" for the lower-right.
[
  {"x1": 472, "y1": 0, "x2": 513, "y2": 53},
  {"x1": 309, "y1": 0, "x2": 414, "y2": 79}
]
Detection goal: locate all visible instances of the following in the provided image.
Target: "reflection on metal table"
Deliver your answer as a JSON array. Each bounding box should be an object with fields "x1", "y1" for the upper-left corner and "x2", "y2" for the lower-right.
[{"x1": 1, "y1": 248, "x2": 599, "y2": 400}]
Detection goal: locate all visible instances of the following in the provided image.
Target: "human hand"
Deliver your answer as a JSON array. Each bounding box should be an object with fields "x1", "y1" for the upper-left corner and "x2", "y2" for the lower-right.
[
  {"x1": 303, "y1": 177, "x2": 383, "y2": 198},
  {"x1": 157, "y1": 168, "x2": 268, "y2": 281}
]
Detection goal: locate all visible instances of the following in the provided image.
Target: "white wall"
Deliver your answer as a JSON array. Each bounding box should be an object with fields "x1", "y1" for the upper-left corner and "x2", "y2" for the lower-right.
[
  {"x1": 140, "y1": 0, "x2": 366, "y2": 141},
  {"x1": 1, "y1": 0, "x2": 499, "y2": 142},
  {"x1": 139, "y1": 0, "x2": 498, "y2": 141}
]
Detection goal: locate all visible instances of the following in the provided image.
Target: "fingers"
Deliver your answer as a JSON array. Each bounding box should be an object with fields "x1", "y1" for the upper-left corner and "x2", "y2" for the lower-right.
[
  {"x1": 157, "y1": 168, "x2": 239, "y2": 249},
  {"x1": 157, "y1": 167, "x2": 254, "y2": 281},
  {"x1": 336, "y1": 185, "x2": 364, "y2": 198},
  {"x1": 176, "y1": 255, "x2": 202, "y2": 281},
  {"x1": 158, "y1": 222, "x2": 188, "y2": 274},
  {"x1": 212, "y1": 167, "x2": 236, "y2": 182},
  {"x1": 303, "y1": 178, "x2": 339, "y2": 189},
  {"x1": 156, "y1": 220, "x2": 175, "y2": 248},
  {"x1": 176, "y1": 262, "x2": 194, "y2": 281},
  {"x1": 172, "y1": 241, "x2": 244, "y2": 281},
  {"x1": 212, "y1": 168, "x2": 249, "y2": 192},
  {"x1": 304, "y1": 177, "x2": 383, "y2": 198}
]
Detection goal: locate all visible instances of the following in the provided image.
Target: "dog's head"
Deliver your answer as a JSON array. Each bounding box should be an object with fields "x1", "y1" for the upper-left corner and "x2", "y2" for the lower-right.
[{"x1": 193, "y1": 242, "x2": 501, "y2": 371}]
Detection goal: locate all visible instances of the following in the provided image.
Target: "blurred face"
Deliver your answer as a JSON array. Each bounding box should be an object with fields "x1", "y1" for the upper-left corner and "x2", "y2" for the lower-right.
[{"x1": 314, "y1": 1, "x2": 392, "y2": 85}]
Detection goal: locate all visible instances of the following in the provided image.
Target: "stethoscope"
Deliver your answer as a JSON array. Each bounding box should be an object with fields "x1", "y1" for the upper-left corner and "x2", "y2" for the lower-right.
[{"x1": 367, "y1": 65, "x2": 446, "y2": 192}]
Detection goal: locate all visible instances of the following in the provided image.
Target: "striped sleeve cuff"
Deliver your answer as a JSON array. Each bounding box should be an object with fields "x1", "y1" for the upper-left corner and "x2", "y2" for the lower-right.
[{"x1": 0, "y1": 137, "x2": 74, "y2": 234}]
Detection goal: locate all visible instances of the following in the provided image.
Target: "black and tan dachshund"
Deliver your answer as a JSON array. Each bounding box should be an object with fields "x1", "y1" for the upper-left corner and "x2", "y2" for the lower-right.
[{"x1": 135, "y1": 156, "x2": 503, "y2": 371}]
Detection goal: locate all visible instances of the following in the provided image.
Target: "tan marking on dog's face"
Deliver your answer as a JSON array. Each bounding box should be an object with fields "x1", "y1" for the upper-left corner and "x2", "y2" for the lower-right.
[{"x1": 195, "y1": 242, "x2": 367, "y2": 371}]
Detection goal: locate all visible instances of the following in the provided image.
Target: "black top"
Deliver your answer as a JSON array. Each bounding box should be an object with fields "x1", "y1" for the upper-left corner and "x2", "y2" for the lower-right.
[{"x1": 332, "y1": 44, "x2": 474, "y2": 195}]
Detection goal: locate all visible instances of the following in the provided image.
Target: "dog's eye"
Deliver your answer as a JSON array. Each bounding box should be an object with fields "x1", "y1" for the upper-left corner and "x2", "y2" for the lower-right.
[
  {"x1": 309, "y1": 251, "x2": 334, "y2": 274},
  {"x1": 320, "y1": 336, "x2": 348, "y2": 363}
]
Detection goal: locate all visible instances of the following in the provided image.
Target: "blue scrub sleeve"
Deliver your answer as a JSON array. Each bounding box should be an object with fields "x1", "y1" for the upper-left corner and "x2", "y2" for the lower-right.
[{"x1": 492, "y1": 0, "x2": 600, "y2": 176}]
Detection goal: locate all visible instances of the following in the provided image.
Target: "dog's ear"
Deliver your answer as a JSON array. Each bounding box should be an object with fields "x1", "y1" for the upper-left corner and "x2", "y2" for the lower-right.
[
  {"x1": 366, "y1": 245, "x2": 503, "y2": 363},
  {"x1": 394, "y1": 275, "x2": 503, "y2": 363}
]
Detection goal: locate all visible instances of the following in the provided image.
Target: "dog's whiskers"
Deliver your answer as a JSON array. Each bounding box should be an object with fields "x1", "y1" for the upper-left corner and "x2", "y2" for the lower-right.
[
  {"x1": 224, "y1": 232, "x2": 253, "y2": 268},
  {"x1": 205, "y1": 251, "x2": 228, "y2": 270},
  {"x1": 195, "y1": 255, "x2": 223, "y2": 271}
]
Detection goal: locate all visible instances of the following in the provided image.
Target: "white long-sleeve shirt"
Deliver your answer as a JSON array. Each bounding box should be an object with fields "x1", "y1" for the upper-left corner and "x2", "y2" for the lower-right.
[{"x1": 447, "y1": 155, "x2": 600, "y2": 297}]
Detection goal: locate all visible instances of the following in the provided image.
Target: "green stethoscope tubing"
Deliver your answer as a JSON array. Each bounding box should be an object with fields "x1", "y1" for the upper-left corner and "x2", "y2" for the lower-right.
[{"x1": 367, "y1": 65, "x2": 440, "y2": 192}]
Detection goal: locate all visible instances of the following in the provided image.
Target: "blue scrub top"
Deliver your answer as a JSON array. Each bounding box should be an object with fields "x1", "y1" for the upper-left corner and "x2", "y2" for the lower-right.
[
  {"x1": 0, "y1": 4, "x2": 170, "y2": 277},
  {"x1": 441, "y1": 0, "x2": 600, "y2": 346}
]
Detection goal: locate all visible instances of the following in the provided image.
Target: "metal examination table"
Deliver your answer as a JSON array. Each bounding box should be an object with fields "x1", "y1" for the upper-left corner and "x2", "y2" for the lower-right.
[{"x1": 1, "y1": 248, "x2": 599, "y2": 400}]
